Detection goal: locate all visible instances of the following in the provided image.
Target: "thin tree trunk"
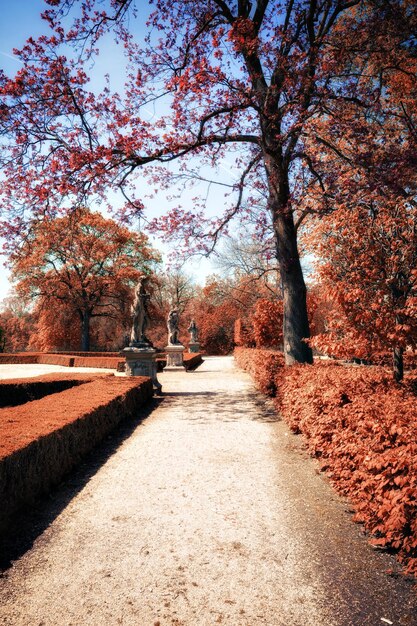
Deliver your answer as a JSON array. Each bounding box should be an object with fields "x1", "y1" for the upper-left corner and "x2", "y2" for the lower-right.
[
  {"x1": 393, "y1": 345, "x2": 404, "y2": 383},
  {"x1": 81, "y1": 311, "x2": 90, "y2": 352}
]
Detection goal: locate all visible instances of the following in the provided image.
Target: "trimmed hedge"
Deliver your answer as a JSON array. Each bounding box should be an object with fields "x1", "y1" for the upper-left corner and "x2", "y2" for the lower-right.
[
  {"x1": 0, "y1": 376, "x2": 153, "y2": 533},
  {"x1": 234, "y1": 347, "x2": 417, "y2": 579},
  {"x1": 276, "y1": 363, "x2": 417, "y2": 578},
  {"x1": 37, "y1": 354, "x2": 75, "y2": 367},
  {"x1": 73, "y1": 356, "x2": 124, "y2": 369},
  {"x1": 49, "y1": 351, "x2": 120, "y2": 357},
  {"x1": 184, "y1": 352, "x2": 203, "y2": 370},
  {"x1": 0, "y1": 352, "x2": 202, "y2": 372},
  {"x1": 156, "y1": 352, "x2": 203, "y2": 372},
  {"x1": 0, "y1": 372, "x2": 113, "y2": 408},
  {"x1": 234, "y1": 347, "x2": 284, "y2": 395},
  {"x1": 0, "y1": 352, "x2": 122, "y2": 370},
  {"x1": 0, "y1": 354, "x2": 40, "y2": 364}
]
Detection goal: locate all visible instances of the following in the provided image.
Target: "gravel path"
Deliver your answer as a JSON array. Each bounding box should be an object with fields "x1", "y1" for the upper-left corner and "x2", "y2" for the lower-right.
[{"x1": 0, "y1": 356, "x2": 416, "y2": 626}]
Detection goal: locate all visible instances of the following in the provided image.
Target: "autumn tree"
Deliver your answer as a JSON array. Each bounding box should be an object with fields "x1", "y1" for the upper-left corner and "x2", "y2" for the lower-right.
[
  {"x1": 0, "y1": 294, "x2": 34, "y2": 352},
  {"x1": 306, "y1": 203, "x2": 417, "y2": 381},
  {"x1": 188, "y1": 273, "x2": 276, "y2": 353},
  {"x1": 10, "y1": 208, "x2": 160, "y2": 351},
  {"x1": 298, "y1": 2, "x2": 417, "y2": 380},
  {"x1": 28, "y1": 299, "x2": 81, "y2": 352},
  {"x1": 2, "y1": 0, "x2": 399, "y2": 364},
  {"x1": 190, "y1": 279, "x2": 240, "y2": 355}
]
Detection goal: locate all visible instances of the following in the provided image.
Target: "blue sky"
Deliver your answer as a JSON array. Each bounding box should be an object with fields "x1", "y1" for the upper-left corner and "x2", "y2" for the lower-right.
[
  {"x1": 0, "y1": 1, "x2": 48, "y2": 69},
  {"x1": 0, "y1": 1, "x2": 51, "y2": 300},
  {"x1": 0, "y1": 1, "x2": 231, "y2": 302}
]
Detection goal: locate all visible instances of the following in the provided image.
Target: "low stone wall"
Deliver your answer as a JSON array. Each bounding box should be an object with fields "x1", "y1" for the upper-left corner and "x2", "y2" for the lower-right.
[{"x1": 0, "y1": 376, "x2": 153, "y2": 533}]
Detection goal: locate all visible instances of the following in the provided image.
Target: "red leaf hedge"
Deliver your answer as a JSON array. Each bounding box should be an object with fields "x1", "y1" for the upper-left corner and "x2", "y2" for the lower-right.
[
  {"x1": 73, "y1": 356, "x2": 124, "y2": 369},
  {"x1": 235, "y1": 348, "x2": 417, "y2": 578},
  {"x1": 234, "y1": 347, "x2": 284, "y2": 396},
  {"x1": 0, "y1": 372, "x2": 113, "y2": 408},
  {"x1": 0, "y1": 376, "x2": 153, "y2": 532}
]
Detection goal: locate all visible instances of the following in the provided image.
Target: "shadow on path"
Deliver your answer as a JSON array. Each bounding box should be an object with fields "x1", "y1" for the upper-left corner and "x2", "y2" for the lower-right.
[{"x1": 161, "y1": 389, "x2": 281, "y2": 424}]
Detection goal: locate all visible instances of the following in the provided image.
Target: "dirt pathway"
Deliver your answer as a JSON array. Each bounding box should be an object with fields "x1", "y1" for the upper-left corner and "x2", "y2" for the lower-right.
[{"x1": 0, "y1": 356, "x2": 416, "y2": 626}]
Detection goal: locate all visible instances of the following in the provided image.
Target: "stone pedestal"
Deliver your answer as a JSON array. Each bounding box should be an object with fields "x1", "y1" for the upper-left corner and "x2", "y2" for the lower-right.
[
  {"x1": 164, "y1": 344, "x2": 185, "y2": 370},
  {"x1": 188, "y1": 342, "x2": 200, "y2": 354},
  {"x1": 121, "y1": 345, "x2": 162, "y2": 394}
]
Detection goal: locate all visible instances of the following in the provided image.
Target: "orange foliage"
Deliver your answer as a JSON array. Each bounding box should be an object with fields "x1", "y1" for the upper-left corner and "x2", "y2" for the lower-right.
[
  {"x1": 235, "y1": 347, "x2": 417, "y2": 578},
  {"x1": 234, "y1": 318, "x2": 254, "y2": 348},
  {"x1": 305, "y1": 202, "x2": 417, "y2": 372},
  {"x1": 28, "y1": 299, "x2": 81, "y2": 351},
  {"x1": 276, "y1": 363, "x2": 417, "y2": 577},
  {"x1": 252, "y1": 299, "x2": 283, "y2": 349},
  {"x1": 234, "y1": 347, "x2": 284, "y2": 396},
  {"x1": 10, "y1": 208, "x2": 160, "y2": 351},
  {"x1": 0, "y1": 310, "x2": 34, "y2": 353}
]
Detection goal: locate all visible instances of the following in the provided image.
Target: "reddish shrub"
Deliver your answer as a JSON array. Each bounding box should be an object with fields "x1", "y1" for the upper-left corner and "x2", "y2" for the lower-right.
[
  {"x1": 72, "y1": 356, "x2": 124, "y2": 369},
  {"x1": 49, "y1": 351, "x2": 120, "y2": 357},
  {"x1": 0, "y1": 353, "x2": 40, "y2": 364},
  {"x1": 234, "y1": 347, "x2": 284, "y2": 396},
  {"x1": 235, "y1": 348, "x2": 417, "y2": 578},
  {"x1": 37, "y1": 354, "x2": 74, "y2": 367},
  {"x1": 275, "y1": 363, "x2": 417, "y2": 577},
  {"x1": 234, "y1": 318, "x2": 254, "y2": 347},
  {"x1": 252, "y1": 299, "x2": 283, "y2": 348},
  {"x1": 0, "y1": 372, "x2": 112, "y2": 408},
  {"x1": 183, "y1": 353, "x2": 203, "y2": 370},
  {"x1": 0, "y1": 352, "x2": 124, "y2": 370}
]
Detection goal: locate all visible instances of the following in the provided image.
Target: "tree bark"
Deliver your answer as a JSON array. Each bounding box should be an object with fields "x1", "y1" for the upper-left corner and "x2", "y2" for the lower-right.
[
  {"x1": 81, "y1": 311, "x2": 90, "y2": 352},
  {"x1": 274, "y1": 210, "x2": 313, "y2": 365},
  {"x1": 393, "y1": 345, "x2": 404, "y2": 383},
  {"x1": 266, "y1": 156, "x2": 313, "y2": 365}
]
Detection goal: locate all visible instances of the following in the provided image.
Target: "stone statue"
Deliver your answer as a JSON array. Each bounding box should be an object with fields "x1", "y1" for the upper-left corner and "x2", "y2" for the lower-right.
[
  {"x1": 188, "y1": 319, "x2": 198, "y2": 342},
  {"x1": 129, "y1": 276, "x2": 151, "y2": 346},
  {"x1": 167, "y1": 308, "x2": 180, "y2": 345}
]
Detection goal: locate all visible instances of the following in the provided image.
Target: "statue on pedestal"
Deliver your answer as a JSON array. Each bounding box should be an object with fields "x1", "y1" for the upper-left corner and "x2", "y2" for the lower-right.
[
  {"x1": 123, "y1": 275, "x2": 162, "y2": 393},
  {"x1": 130, "y1": 276, "x2": 151, "y2": 346},
  {"x1": 167, "y1": 308, "x2": 180, "y2": 345},
  {"x1": 188, "y1": 319, "x2": 198, "y2": 343}
]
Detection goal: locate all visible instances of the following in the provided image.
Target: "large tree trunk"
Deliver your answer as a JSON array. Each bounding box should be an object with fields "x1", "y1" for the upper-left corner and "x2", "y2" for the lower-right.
[
  {"x1": 274, "y1": 209, "x2": 313, "y2": 365},
  {"x1": 80, "y1": 311, "x2": 90, "y2": 352},
  {"x1": 267, "y1": 159, "x2": 313, "y2": 365}
]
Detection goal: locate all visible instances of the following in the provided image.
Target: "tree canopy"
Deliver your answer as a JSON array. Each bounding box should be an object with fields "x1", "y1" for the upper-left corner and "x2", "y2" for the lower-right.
[
  {"x1": 10, "y1": 207, "x2": 160, "y2": 350},
  {"x1": 1, "y1": 0, "x2": 417, "y2": 366}
]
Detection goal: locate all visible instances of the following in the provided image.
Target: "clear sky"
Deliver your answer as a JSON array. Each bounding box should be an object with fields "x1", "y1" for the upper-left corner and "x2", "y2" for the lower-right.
[
  {"x1": 0, "y1": 1, "x2": 230, "y2": 303},
  {"x1": 0, "y1": 1, "x2": 50, "y2": 301}
]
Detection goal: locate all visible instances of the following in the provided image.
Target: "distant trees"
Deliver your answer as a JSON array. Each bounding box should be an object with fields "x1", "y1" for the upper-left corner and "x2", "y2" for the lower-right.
[
  {"x1": 0, "y1": 296, "x2": 34, "y2": 352},
  {"x1": 10, "y1": 208, "x2": 160, "y2": 351}
]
